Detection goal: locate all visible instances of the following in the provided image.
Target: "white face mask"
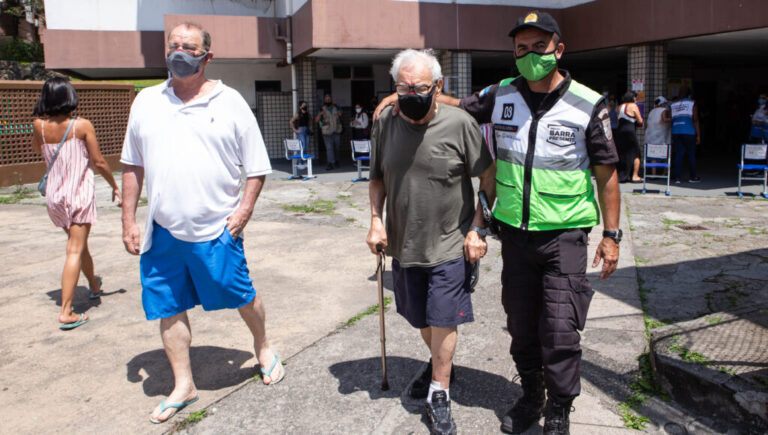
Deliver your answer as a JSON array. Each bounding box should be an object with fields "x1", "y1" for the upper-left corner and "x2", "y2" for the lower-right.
[{"x1": 355, "y1": 108, "x2": 362, "y2": 113}]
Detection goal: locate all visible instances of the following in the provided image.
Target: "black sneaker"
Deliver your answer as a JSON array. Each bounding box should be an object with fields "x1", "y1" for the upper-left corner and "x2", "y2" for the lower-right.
[
  {"x1": 689, "y1": 176, "x2": 702, "y2": 183},
  {"x1": 542, "y1": 398, "x2": 573, "y2": 435},
  {"x1": 409, "y1": 359, "x2": 456, "y2": 399},
  {"x1": 425, "y1": 391, "x2": 457, "y2": 435}
]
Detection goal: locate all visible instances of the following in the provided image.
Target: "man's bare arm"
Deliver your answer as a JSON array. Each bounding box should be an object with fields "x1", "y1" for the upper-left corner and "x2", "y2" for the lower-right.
[
  {"x1": 437, "y1": 94, "x2": 461, "y2": 107},
  {"x1": 121, "y1": 165, "x2": 144, "y2": 255},
  {"x1": 227, "y1": 175, "x2": 266, "y2": 238},
  {"x1": 465, "y1": 162, "x2": 497, "y2": 263},
  {"x1": 365, "y1": 178, "x2": 387, "y2": 254},
  {"x1": 471, "y1": 162, "x2": 497, "y2": 228},
  {"x1": 592, "y1": 164, "x2": 620, "y2": 279},
  {"x1": 373, "y1": 93, "x2": 463, "y2": 121}
]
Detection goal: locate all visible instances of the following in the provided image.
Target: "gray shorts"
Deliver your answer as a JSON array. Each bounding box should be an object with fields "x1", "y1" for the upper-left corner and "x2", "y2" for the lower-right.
[{"x1": 391, "y1": 256, "x2": 474, "y2": 329}]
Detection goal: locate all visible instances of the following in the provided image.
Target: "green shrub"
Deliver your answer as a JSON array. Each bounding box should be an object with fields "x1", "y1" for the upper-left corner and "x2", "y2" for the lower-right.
[{"x1": 0, "y1": 38, "x2": 44, "y2": 62}]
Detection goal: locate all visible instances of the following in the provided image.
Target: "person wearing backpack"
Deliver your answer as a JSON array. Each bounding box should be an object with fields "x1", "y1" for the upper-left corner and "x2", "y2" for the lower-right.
[{"x1": 31, "y1": 77, "x2": 122, "y2": 330}]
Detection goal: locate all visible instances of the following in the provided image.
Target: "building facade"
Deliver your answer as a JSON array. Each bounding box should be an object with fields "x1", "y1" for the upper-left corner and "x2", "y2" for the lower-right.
[{"x1": 41, "y1": 0, "x2": 768, "y2": 159}]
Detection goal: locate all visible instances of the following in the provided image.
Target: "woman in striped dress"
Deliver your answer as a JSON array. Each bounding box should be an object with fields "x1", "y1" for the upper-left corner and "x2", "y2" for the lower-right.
[{"x1": 31, "y1": 77, "x2": 122, "y2": 330}]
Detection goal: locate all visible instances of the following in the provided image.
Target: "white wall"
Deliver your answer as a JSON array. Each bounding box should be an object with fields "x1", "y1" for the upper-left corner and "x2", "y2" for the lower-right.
[
  {"x1": 205, "y1": 61, "x2": 292, "y2": 108},
  {"x1": 47, "y1": 0, "x2": 588, "y2": 32},
  {"x1": 46, "y1": 0, "x2": 282, "y2": 31},
  {"x1": 392, "y1": 0, "x2": 594, "y2": 7}
]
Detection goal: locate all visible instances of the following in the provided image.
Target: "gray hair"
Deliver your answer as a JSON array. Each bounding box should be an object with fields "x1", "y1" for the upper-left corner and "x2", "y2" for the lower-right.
[
  {"x1": 389, "y1": 49, "x2": 443, "y2": 83},
  {"x1": 169, "y1": 22, "x2": 212, "y2": 52}
]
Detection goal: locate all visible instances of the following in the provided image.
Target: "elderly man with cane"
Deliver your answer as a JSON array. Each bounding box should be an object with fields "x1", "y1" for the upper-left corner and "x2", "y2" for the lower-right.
[{"x1": 366, "y1": 48, "x2": 494, "y2": 435}]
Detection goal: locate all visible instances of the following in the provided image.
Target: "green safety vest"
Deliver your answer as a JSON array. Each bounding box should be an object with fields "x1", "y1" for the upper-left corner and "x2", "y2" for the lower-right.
[{"x1": 492, "y1": 77, "x2": 601, "y2": 231}]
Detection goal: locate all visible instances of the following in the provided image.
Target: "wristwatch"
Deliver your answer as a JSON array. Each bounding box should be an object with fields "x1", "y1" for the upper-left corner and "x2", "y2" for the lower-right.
[
  {"x1": 602, "y1": 229, "x2": 623, "y2": 244},
  {"x1": 469, "y1": 225, "x2": 489, "y2": 238}
]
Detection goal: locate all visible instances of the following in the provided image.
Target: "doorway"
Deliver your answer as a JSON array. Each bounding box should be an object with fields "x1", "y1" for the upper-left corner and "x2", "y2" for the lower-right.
[{"x1": 351, "y1": 80, "x2": 375, "y2": 109}]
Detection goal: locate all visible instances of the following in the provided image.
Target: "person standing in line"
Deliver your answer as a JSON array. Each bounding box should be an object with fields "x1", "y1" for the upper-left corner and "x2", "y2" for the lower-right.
[
  {"x1": 120, "y1": 22, "x2": 284, "y2": 424},
  {"x1": 607, "y1": 94, "x2": 619, "y2": 131},
  {"x1": 350, "y1": 103, "x2": 369, "y2": 140},
  {"x1": 315, "y1": 94, "x2": 343, "y2": 170},
  {"x1": 374, "y1": 11, "x2": 621, "y2": 434},
  {"x1": 644, "y1": 96, "x2": 671, "y2": 175},
  {"x1": 749, "y1": 93, "x2": 768, "y2": 143},
  {"x1": 289, "y1": 100, "x2": 312, "y2": 169},
  {"x1": 367, "y1": 49, "x2": 494, "y2": 435},
  {"x1": 668, "y1": 87, "x2": 701, "y2": 183},
  {"x1": 615, "y1": 91, "x2": 644, "y2": 183},
  {"x1": 31, "y1": 77, "x2": 122, "y2": 330}
]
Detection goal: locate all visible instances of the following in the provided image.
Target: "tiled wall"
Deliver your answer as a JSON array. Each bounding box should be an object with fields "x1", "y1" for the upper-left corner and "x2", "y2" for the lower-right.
[
  {"x1": 296, "y1": 57, "x2": 318, "y2": 155},
  {"x1": 628, "y1": 43, "x2": 667, "y2": 144},
  {"x1": 255, "y1": 91, "x2": 293, "y2": 158},
  {"x1": 440, "y1": 50, "x2": 472, "y2": 99}
]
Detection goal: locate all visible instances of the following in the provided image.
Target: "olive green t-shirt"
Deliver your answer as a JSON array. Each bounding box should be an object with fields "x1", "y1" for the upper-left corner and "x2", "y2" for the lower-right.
[{"x1": 371, "y1": 105, "x2": 492, "y2": 267}]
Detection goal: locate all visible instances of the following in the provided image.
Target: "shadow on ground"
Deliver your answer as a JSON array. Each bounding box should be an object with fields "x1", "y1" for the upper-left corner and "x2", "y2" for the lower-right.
[
  {"x1": 126, "y1": 345, "x2": 255, "y2": 397},
  {"x1": 45, "y1": 286, "x2": 127, "y2": 310},
  {"x1": 329, "y1": 356, "x2": 519, "y2": 424},
  {"x1": 366, "y1": 270, "x2": 393, "y2": 291}
]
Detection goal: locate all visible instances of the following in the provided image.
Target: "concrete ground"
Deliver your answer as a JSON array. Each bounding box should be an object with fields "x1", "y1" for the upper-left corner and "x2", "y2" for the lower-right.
[
  {"x1": 618, "y1": 156, "x2": 768, "y2": 199},
  {"x1": 625, "y1": 194, "x2": 768, "y2": 432},
  {"x1": 0, "y1": 162, "x2": 764, "y2": 433},
  {"x1": 0, "y1": 168, "x2": 379, "y2": 434}
]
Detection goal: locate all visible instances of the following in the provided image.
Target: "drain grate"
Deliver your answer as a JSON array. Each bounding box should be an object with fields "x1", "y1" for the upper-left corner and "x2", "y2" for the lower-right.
[{"x1": 676, "y1": 225, "x2": 708, "y2": 231}]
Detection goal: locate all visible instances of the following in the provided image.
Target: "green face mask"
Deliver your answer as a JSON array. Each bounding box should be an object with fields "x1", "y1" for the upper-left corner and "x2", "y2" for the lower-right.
[{"x1": 515, "y1": 50, "x2": 558, "y2": 82}]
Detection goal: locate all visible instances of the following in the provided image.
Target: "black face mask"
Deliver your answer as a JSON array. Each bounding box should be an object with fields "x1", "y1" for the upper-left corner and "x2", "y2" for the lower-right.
[
  {"x1": 300, "y1": 106, "x2": 307, "y2": 112},
  {"x1": 398, "y1": 87, "x2": 435, "y2": 121},
  {"x1": 324, "y1": 101, "x2": 332, "y2": 107}
]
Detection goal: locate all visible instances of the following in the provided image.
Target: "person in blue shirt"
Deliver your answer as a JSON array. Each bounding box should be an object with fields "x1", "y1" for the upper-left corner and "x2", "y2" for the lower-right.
[{"x1": 666, "y1": 87, "x2": 701, "y2": 183}]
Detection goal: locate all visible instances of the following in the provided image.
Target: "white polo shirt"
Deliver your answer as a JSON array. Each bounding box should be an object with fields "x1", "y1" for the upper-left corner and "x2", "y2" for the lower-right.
[{"x1": 121, "y1": 80, "x2": 272, "y2": 253}]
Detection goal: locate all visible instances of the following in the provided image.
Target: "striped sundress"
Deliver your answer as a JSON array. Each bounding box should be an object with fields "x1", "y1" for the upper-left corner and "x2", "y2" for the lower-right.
[{"x1": 40, "y1": 118, "x2": 96, "y2": 228}]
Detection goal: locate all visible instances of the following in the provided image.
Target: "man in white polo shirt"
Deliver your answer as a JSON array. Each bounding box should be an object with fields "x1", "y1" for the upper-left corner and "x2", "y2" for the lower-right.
[{"x1": 121, "y1": 22, "x2": 284, "y2": 424}]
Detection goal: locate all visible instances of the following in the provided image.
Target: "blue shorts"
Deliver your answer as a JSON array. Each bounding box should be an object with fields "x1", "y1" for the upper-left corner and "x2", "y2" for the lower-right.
[
  {"x1": 391, "y1": 257, "x2": 474, "y2": 329},
  {"x1": 140, "y1": 223, "x2": 256, "y2": 320}
]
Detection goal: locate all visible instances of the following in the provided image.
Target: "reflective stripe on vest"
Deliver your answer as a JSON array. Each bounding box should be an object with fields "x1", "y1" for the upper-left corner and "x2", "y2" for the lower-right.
[
  {"x1": 670, "y1": 98, "x2": 696, "y2": 135},
  {"x1": 491, "y1": 78, "x2": 601, "y2": 231}
]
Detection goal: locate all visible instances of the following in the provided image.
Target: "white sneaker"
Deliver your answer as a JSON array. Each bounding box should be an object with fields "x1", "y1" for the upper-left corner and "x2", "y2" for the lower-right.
[{"x1": 297, "y1": 164, "x2": 307, "y2": 170}]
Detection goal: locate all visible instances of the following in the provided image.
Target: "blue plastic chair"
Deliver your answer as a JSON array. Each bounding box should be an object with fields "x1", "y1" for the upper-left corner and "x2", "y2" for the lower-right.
[
  {"x1": 737, "y1": 143, "x2": 768, "y2": 199},
  {"x1": 642, "y1": 143, "x2": 671, "y2": 196},
  {"x1": 350, "y1": 140, "x2": 371, "y2": 182},
  {"x1": 284, "y1": 138, "x2": 317, "y2": 181}
]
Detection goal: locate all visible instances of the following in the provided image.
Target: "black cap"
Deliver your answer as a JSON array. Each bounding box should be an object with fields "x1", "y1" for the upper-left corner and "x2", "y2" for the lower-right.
[{"x1": 508, "y1": 11, "x2": 561, "y2": 38}]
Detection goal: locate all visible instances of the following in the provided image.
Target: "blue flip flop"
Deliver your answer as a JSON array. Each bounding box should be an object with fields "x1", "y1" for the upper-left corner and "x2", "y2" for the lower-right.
[
  {"x1": 89, "y1": 277, "x2": 103, "y2": 300},
  {"x1": 149, "y1": 395, "x2": 199, "y2": 424},
  {"x1": 260, "y1": 353, "x2": 286, "y2": 385},
  {"x1": 59, "y1": 313, "x2": 89, "y2": 330}
]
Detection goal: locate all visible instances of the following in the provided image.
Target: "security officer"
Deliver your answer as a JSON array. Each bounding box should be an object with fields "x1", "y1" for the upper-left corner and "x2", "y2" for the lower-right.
[{"x1": 434, "y1": 11, "x2": 621, "y2": 435}]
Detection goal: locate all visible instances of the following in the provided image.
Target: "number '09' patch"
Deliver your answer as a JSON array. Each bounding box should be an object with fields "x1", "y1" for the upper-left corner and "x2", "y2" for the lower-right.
[{"x1": 501, "y1": 103, "x2": 515, "y2": 120}]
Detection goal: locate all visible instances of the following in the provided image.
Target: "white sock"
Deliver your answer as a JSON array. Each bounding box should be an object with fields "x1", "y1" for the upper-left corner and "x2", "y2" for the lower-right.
[{"x1": 427, "y1": 380, "x2": 450, "y2": 404}]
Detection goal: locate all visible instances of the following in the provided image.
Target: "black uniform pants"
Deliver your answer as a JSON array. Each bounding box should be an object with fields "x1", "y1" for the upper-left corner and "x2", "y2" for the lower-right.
[{"x1": 499, "y1": 226, "x2": 594, "y2": 398}]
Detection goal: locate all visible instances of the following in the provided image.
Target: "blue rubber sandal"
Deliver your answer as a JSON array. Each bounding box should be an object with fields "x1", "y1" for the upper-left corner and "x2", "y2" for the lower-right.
[
  {"x1": 59, "y1": 313, "x2": 89, "y2": 330},
  {"x1": 149, "y1": 395, "x2": 199, "y2": 424},
  {"x1": 260, "y1": 353, "x2": 286, "y2": 385},
  {"x1": 89, "y1": 277, "x2": 103, "y2": 299}
]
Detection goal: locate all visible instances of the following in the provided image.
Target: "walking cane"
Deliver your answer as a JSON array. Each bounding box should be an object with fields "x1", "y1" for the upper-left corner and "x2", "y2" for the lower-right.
[{"x1": 376, "y1": 243, "x2": 389, "y2": 391}]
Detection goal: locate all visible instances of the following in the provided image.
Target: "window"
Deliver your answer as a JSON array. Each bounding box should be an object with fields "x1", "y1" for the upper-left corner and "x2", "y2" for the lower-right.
[
  {"x1": 333, "y1": 66, "x2": 351, "y2": 79},
  {"x1": 353, "y1": 66, "x2": 373, "y2": 78},
  {"x1": 254, "y1": 80, "x2": 282, "y2": 92}
]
